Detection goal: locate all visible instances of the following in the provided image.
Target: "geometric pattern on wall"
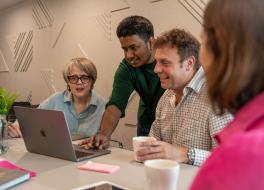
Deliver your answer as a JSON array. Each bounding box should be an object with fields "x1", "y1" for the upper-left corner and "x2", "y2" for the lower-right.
[
  {"x1": 95, "y1": 0, "x2": 130, "y2": 41},
  {"x1": 52, "y1": 22, "x2": 66, "y2": 48},
  {"x1": 7, "y1": 30, "x2": 33, "y2": 72},
  {"x1": 149, "y1": 0, "x2": 165, "y2": 3},
  {"x1": 77, "y1": 43, "x2": 89, "y2": 59},
  {"x1": 25, "y1": 90, "x2": 33, "y2": 103},
  {"x1": 178, "y1": 0, "x2": 207, "y2": 25},
  {"x1": 32, "y1": 0, "x2": 54, "y2": 29},
  {"x1": 0, "y1": 50, "x2": 9, "y2": 72},
  {"x1": 40, "y1": 68, "x2": 57, "y2": 94},
  {"x1": 110, "y1": 0, "x2": 130, "y2": 13},
  {"x1": 95, "y1": 13, "x2": 112, "y2": 41}
]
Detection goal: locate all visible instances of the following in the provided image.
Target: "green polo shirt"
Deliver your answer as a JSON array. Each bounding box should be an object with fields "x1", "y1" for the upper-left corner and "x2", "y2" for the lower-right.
[{"x1": 106, "y1": 59, "x2": 165, "y2": 136}]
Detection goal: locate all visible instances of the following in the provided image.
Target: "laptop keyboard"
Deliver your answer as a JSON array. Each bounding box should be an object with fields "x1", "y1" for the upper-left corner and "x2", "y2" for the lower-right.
[{"x1": 75, "y1": 150, "x2": 93, "y2": 158}]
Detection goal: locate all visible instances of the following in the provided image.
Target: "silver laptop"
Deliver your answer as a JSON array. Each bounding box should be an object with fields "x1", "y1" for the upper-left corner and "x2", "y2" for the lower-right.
[{"x1": 14, "y1": 106, "x2": 110, "y2": 162}]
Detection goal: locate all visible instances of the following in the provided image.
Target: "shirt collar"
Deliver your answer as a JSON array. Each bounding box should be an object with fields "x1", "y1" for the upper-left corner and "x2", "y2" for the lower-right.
[
  {"x1": 184, "y1": 67, "x2": 206, "y2": 95},
  {"x1": 167, "y1": 67, "x2": 206, "y2": 106},
  {"x1": 64, "y1": 90, "x2": 72, "y2": 102},
  {"x1": 216, "y1": 92, "x2": 264, "y2": 143},
  {"x1": 89, "y1": 91, "x2": 97, "y2": 106}
]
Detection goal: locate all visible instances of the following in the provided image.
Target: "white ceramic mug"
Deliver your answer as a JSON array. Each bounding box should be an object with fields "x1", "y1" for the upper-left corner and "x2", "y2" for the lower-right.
[
  {"x1": 132, "y1": 136, "x2": 156, "y2": 162},
  {"x1": 144, "y1": 159, "x2": 180, "y2": 190}
]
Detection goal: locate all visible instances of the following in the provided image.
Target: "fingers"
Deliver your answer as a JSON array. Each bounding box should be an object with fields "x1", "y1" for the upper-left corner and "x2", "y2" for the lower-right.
[
  {"x1": 79, "y1": 134, "x2": 110, "y2": 150},
  {"x1": 138, "y1": 152, "x2": 165, "y2": 162},
  {"x1": 137, "y1": 143, "x2": 162, "y2": 156},
  {"x1": 136, "y1": 140, "x2": 162, "y2": 156},
  {"x1": 137, "y1": 142, "x2": 185, "y2": 162},
  {"x1": 87, "y1": 135, "x2": 96, "y2": 147},
  {"x1": 7, "y1": 124, "x2": 22, "y2": 138},
  {"x1": 79, "y1": 136, "x2": 95, "y2": 148},
  {"x1": 7, "y1": 125, "x2": 16, "y2": 137},
  {"x1": 96, "y1": 135, "x2": 109, "y2": 149},
  {"x1": 98, "y1": 140, "x2": 110, "y2": 150},
  {"x1": 140, "y1": 140, "x2": 160, "y2": 147},
  {"x1": 136, "y1": 141, "x2": 167, "y2": 161},
  {"x1": 78, "y1": 138, "x2": 89, "y2": 145}
]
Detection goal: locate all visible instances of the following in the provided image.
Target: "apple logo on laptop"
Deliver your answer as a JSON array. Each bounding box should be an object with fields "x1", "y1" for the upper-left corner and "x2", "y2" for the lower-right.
[{"x1": 40, "y1": 129, "x2": 46, "y2": 137}]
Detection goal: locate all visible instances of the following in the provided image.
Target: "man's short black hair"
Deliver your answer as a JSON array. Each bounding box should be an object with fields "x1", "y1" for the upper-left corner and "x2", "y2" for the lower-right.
[{"x1": 116, "y1": 15, "x2": 154, "y2": 42}]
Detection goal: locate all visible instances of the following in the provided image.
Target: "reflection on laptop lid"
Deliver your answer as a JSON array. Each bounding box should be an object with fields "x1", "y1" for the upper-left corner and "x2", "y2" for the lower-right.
[{"x1": 14, "y1": 106, "x2": 110, "y2": 162}]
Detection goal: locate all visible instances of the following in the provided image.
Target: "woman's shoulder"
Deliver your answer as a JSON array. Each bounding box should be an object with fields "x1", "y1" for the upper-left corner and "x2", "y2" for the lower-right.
[
  {"x1": 46, "y1": 91, "x2": 66, "y2": 101},
  {"x1": 91, "y1": 91, "x2": 107, "y2": 105},
  {"x1": 39, "y1": 91, "x2": 67, "y2": 108}
]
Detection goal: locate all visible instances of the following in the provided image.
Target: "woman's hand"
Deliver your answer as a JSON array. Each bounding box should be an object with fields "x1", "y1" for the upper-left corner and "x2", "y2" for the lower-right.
[{"x1": 7, "y1": 122, "x2": 22, "y2": 138}]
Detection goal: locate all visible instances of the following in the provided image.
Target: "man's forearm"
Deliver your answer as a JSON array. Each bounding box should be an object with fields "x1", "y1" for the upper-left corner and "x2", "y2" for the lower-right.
[{"x1": 99, "y1": 105, "x2": 122, "y2": 138}]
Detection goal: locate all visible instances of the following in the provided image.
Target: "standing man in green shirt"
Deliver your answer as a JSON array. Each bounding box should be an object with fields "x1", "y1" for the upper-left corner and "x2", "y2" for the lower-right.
[{"x1": 82, "y1": 15, "x2": 165, "y2": 149}]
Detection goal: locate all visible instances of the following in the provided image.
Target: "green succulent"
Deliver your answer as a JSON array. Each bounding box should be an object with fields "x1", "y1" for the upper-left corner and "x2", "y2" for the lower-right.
[{"x1": 0, "y1": 87, "x2": 17, "y2": 115}]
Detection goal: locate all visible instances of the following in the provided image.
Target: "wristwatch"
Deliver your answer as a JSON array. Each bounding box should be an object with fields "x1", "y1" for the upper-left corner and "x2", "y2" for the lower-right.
[{"x1": 187, "y1": 148, "x2": 195, "y2": 165}]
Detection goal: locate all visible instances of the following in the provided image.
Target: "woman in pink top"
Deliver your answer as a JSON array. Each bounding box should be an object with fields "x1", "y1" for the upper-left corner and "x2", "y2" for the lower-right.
[{"x1": 190, "y1": 0, "x2": 264, "y2": 189}]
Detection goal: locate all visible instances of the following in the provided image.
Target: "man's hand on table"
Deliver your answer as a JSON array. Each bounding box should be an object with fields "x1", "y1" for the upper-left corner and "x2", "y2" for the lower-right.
[{"x1": 79, "y1": 133, "x2": 110, "y2": 150}]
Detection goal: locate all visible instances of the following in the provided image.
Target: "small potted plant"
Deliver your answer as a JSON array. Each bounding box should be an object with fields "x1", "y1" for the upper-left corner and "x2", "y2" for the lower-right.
[
  {"x1": 0, "y1": 87, "x2": 17, "y2": 113},
  {"x1": 0, "y1": 87, "x2": 17, "y2": 154}
]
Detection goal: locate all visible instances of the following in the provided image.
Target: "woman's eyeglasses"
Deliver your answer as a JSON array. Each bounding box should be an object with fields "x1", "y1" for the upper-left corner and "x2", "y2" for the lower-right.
[{"x1": 67, "y1": 75, "x2": 92, "y2": 84}]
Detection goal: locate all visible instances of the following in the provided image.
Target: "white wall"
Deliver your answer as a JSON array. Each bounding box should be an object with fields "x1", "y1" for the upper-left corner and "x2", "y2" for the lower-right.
[{"x1": 0, "y1": 0, "x2": 207, "y2": 149}]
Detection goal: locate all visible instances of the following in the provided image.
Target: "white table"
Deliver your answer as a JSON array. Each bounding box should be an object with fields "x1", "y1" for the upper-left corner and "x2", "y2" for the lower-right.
[{"x1": 1, "y1": 139, "x2": 199, "y2": 190}]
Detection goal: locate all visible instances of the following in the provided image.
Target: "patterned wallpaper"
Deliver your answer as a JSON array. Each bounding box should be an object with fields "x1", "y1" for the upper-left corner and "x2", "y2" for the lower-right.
[{"x1": 0, "y1": 0, "x2": 206, "y2": 149}]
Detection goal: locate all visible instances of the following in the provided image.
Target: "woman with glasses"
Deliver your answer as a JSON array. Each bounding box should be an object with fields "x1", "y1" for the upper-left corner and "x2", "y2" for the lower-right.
[{"x1": 8, "y1": 57, "x2": 106, "y2": 139}]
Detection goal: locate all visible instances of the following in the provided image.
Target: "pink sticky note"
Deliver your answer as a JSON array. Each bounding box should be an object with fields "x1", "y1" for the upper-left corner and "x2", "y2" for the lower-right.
[
  {"x1": 78, "y1": 161, "x2": 120, "y2": 174},
  {"x1": 0, "y1": 159, "x2": 37, "y2": 177}
]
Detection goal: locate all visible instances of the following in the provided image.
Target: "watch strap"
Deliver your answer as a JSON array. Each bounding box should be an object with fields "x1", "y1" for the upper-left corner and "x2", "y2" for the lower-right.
[{"x1": 187, "y1": 148, "x2": 195, "y2": 165}]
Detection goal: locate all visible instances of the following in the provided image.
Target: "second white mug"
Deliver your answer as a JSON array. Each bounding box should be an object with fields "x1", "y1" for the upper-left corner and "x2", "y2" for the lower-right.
[{"x1": 144, "y1": 159, "x2": 180, "y2": 190}]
